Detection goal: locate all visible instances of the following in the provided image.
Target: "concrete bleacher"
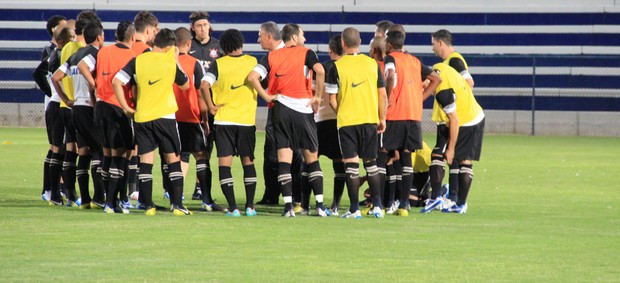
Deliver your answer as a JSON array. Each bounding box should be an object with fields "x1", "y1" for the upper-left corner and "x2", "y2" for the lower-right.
[{"x1": 0, "y1": 0, "x2": 619, "y2": 135}]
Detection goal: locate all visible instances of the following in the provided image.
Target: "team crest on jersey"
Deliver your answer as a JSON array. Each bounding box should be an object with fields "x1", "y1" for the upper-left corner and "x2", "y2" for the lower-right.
[{"x1": 209, "y1": 48, "x2": 219, "y2": 58}]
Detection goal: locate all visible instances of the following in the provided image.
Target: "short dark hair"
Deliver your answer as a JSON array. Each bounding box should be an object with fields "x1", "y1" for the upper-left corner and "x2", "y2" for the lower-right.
[
  {"x1": 134, "y1": 11, "x2": 158, "y2": 33},
  {"x1": 219, "y1": 29, "x2": 244, "y2": 55},
  {"x1": 46, "y1": 15, "x2": 66, "y2": 37},
  {"x1": 341, "y1": 27, "x2": 360, "y2": 48},
  {"x1": 375, "y1": 20, "x2": 394, "y2": 35},
  {"x1": 154, "y1": 28, "x2": 176, "y2": 48},
  {"x1": 386, "y1": 30, "x2": 405, "y2": 50},
  {"x1": 260, "y1": 21, "x2": 281, "y2": 41},
  {"x1": 281, "y1": 23, "x2": 301, "y2": 42},
  {"x1": 115, "y1": 21, "x2": 135, "y2": 42},
  {"x1": 83, "y1": 21, "x2": 103, "y2": 45},
  {"x1": 174, "y1": 27, "x2": 192, "y2": 47},
  {"x1": 387, "y1": 24, "x2": 406, "y2": 40},
  {"x1": 75, "y1": 10, "x2": 100, "y2": 36},
  {"x1": 432, "y1": 29, "x2": 453, "y2": 46},
  {"x1": 328, "y1": 34, "x2": 343, "y2": 56}
]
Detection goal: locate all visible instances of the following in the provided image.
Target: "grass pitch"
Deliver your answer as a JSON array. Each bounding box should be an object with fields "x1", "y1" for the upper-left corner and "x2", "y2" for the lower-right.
[{"x1": 0, "y1": 128, "x2": 618, "y2": 282}]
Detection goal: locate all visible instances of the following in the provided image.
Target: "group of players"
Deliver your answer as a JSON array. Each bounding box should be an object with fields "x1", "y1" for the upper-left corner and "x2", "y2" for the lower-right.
[{"x1": 33, "y1": 11, "x2": 484, "y2": 218}]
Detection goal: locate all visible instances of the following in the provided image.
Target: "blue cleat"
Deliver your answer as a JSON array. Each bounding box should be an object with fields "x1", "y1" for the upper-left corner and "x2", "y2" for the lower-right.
[
  {"x1": 245, "y1": 207, "x2": 257, "y2": 217},
  {"x1": 441, "y1": 203, "x2": 468, "y2": 214},
  {"x1": 420, "y1": 198, "x2": 444, "y2": 213},
  {"x1": 120, "y1": 200, "x2": 134, "y2": 209},
  {"x1": 226, "y1": 209, "x2": 241, "y2": 217},
  {"x1": 340, "y1": 210, "x2": 362, "y2": 219}
]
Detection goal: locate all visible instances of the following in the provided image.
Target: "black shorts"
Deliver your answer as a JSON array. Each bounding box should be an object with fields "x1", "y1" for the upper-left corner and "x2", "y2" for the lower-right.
[
  {"x1": 272, "y1": 101, "x2": 318, "y2": 152},
  {"x1": 178, "y1": 122, "x2": 207, "y2": 153},
  {"x1": 135, "y1": 118, "x2": 181, "y2": 156},
  {"x1": 338, "y1": 124, "x2": 378, "y2": 159},
  {"x1": 60, "y1": 107, "x2": 76, "y2": 144},
  {"x1": 382, "y1": 120, "x2": 422, "y2": 151},
  {"x1": 96, "y1": 101, "x2": 134, "y2": 150},
  {"x1": 432, "y1": 118, "x2": 485, "y2": 161},
  {"x1": 45, "y1": 101, "x2": 64, "y2": 147},
  {"x1": 72, "y1": 105, "x2": 102, "y2": 151},
  {"x1": 432, "y1": 124, "x2": 449, "y2": 155},
  {"x1": 215, "y1": 124, "x2": 256, "y2": 158},
  {"x1": 317, "y1": 119, "x2": 342, "y2": 160},
  {"x1": 455, "y1": 118, "x2": 485, "y2": 161}
]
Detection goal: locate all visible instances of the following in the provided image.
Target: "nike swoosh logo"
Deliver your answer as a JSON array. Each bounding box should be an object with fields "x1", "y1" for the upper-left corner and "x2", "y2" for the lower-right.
[
  {"x1": 275, "y1": 73, "x2": 286, "y2": 78},
  {"x1": 148, "y1": 79, "x2": 161, "y2": 85},
  {"x1": 280, "y1": 180, "x2": 291, "y2": 185},
  {"x1": 102, "y1": 72, "x2": 111, "y2": 76},
  {"x1": 351, "y1": 81, "x2": 365, "y2": 88},
  {"x1": 230, "y1": 84, "x2": 244, "y2": 90},
  {"x1": 190, "y1": 50, "x2": 196, "y2": 54}
]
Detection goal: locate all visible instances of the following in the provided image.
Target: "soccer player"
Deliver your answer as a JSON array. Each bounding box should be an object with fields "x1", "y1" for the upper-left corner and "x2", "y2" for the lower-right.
[
  {"x1": 326, "y1": 27, "x2": 387, "y2": 219},
  {"x1": 170, "y1": 27, "x2": 213, "y2": 211},
  {"x1": 52, "y1": 10, "x2": 101, "y2": 207},
  {"x1": 132, "y1": 11, "x2": 158, "y2": 54},
  {"x1": 374, "y1": 20, "x2": 393, "y2": 38},
  {"x1": 128, "y1": 11, "x2": 158, "y2": 203},
  {"x1": 432, "y1": 29, "x2": 475, "y2": 206},
  {"x1": 420, "y1": 63, "x2": 485, "y2": 214},
  {"x1": 33, "y1": 14, "x2": 66, "y2": 201},
  {"x1": 112, "y1": 28, "x2": 191, "y2": 216},
  {"x1": 187, "y1": 11, "x2": 223, "y2": 205},
  {"x1": 42, "y1": 24, "x2": 72, "y2": 204},
  {"x1": 52, "y1": 21, "x2": 106, "y2": 210},
  {"x1": 94, "y1": 21, "x2": 137, "y2": 212},
  {"x1": 432, "y1": 29, "x2": 474, "y2": 89},
  {"x1": 248, "y1": 23, "x2": 328, "y2": 217},
  {"x1": 313, "y1": 35, "x2": 345, "y2": 215},
  {"x1": 255, "y1": 21, "x2": 285, "y2": 206},
  {"x1": 381, "y1": 30, "x2": 440, "y2": 216},
  {"x1": 203, "y1": 29, "x2": 270, "y2": 217}
]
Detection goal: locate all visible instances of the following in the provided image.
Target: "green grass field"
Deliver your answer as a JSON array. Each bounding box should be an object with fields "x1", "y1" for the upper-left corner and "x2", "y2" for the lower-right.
[{"x1": 0, "y1": 127, "x2": 618, "y2": 282}]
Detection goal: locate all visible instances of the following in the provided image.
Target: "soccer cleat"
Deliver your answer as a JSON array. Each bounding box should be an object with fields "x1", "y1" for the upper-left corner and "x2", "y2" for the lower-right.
[
  {"x1": 420, "y1": 198, "x2": 444, "y2": 213},
  {"x1": 129, "y1": 191, "x2": 139, "y2": 201},
  {"x1": 48, "y1": 199, "x2": 64, "y2": 206},
  {"x1": 361, "y1": 204, "x2": 373, "y2": 216},
  {"x1": 386, "y1": 203, "x2": 398, "y2": 215},
  {"x1": 120, "y1": 200, "x2": 134, "y2": 209},
  {"x1": 442, "y1": 199, "x2": 456, "y2": 210},
  {"x1": 67, "y1": 200, "x2": 80, "y2": 207},
  {"x1": 340, "y1": 210, "x2": 362, "y2": 219},
  {"x1": 245, "y1": 207, "x2": 257, "y2": 217},
  {"x1": 299, "y1": 209, "x2": 310, "y2": 216},
  {"x1": 145, "y1": 206, "x2": 157, "y2": 216},
  {"x1": 191, "y1": 189, "x2": 202, "y2": 200},
  {"x1": 103, "y1": 205, "x2": 116, "y2": 214},
  {"x1": 282, "y1": 208, "x2": 296, "y2": 218},
  {"x1": 201, "y1": 202, "x2": 225, "y2": 212},
  {"x1": 442, "y1": 203, "x2": 468, "y2": 214},
  {"x1": 372, "y1": 207, "x2": 385, "y2": 218},
  {"x1": 331, "y1": 207, "x2": 339, "y2": 216},
  {"x1": 316, "y1": 207, "x2": 329, "y2": 217},
  {"x1": 90, "y1": 201, "x2": 105, "y2": 209},
  {"x1": 293, "y1": 203, "x2": 303, "y2": 213},
  {"x1": 173, "y1": 205, "x2": 193, "y2": 216},
  {"x1": 41, "y1": 190, "x2": 51, "y2": 202},
  {"x1": 79, "y1": 202, "x2": 91, "y2": 209},
  {"x1": 442, "y1": 184, "x2": 450, "y2": 199},
  {"x1": 394, "y1": 208, "x2": 409, "y2": 217},
  {"x1": 226, "y1": 209, "x2": 241, "y2": 217}
]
